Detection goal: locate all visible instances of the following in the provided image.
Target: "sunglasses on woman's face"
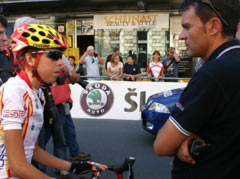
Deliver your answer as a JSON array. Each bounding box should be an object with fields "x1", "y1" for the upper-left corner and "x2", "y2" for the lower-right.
[{"x1": 31, "y1": 50, "x2": 63, "y2": 61}]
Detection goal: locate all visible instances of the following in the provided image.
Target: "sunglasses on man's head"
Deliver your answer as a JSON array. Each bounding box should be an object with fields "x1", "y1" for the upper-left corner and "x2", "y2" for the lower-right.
[
  {"x1": 31, "y1": 50, "x2": 63, "y2": 61},
  {"x1": 200, "y1": 0, "x2": 228, "y2": 26}
]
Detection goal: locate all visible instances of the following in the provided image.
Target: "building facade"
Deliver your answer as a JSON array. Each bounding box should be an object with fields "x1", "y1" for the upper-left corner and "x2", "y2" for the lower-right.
[{"x1": 3, "y1": 0, "x2": 194, "y2": 77}]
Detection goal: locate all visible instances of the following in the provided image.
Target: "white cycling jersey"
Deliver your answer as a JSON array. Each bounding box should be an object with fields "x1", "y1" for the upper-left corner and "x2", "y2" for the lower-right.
[
  {"x1": 147, "y1": 61, "x2": 164, "y2": 79},
  {"x1": 0, "y1": 71, "x2": 44, "y2": 178}
]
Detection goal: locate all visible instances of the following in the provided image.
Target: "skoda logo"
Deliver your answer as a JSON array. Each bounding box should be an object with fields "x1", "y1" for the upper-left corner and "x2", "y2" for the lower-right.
[{"x1": 80, "y1": 82, "x2": 114, "y2": 116}]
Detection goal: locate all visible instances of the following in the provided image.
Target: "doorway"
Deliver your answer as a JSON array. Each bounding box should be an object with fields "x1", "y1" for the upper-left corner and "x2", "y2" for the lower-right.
[{"x1": 77, "y1": 35, "x2": 94, "y2": 55}]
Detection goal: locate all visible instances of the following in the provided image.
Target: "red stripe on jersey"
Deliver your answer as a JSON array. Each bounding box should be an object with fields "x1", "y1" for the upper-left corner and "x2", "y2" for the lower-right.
[
  {"x1": 18, "y1": 70, "x2": 33, "y2": 90},
  {"x1": 0, "y1": 88, "x2": 4, "y2": 115},
  {"x1": 22, "y1": 97, "x2": 33, "y2": 140},
  {"x1": 7, "y1": 166, "x2": 12, "y2": 177}
]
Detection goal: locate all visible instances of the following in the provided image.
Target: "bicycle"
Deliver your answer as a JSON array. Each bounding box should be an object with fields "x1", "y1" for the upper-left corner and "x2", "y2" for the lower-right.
[{"x1": 66, "y1": 156, "x2": 135, "y2": 179}]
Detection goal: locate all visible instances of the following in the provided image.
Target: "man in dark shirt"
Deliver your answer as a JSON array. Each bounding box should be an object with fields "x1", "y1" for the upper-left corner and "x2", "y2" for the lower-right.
[
  {"x1": 153, "y1": 0, "x2": 240, "y2": 179},
  {"x1": 123, "y1": 55, "x2": 141, "y2": 81},
  {"x1": 0, "y1": 16, "x2": 13, "y2": 85},
  {"x1": 105, "y1": 47, "x2": 123, "y2": 69}
]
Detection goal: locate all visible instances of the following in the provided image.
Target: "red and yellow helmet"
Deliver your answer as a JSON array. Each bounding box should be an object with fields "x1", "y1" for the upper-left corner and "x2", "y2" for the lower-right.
[{"x1": 11, "y1": 24, "x2": 67, "y2": 53}]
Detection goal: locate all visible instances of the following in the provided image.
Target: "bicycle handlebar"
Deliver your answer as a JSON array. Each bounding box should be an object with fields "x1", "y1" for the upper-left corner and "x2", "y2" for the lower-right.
[
  {"x1": 90, "y1": 156, "x2": 135, "y2": 179},
  {"x1": 108, "y1": 157, "x2": 135, "y2": 179}
]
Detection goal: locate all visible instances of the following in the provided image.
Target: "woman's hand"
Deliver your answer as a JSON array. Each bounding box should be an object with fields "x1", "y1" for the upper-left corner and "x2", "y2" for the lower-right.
[
  {"x1": 111, "y1": 76, "x2": 118, "y2": 80},
  {"x1": 92, "y1": 163, "x2": 108, "y2": 171}
]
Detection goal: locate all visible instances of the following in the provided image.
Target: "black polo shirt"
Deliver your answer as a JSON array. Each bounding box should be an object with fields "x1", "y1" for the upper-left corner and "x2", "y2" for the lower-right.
[{"x1": 170, "y1": 40, "x2": 240, "y2": 179}]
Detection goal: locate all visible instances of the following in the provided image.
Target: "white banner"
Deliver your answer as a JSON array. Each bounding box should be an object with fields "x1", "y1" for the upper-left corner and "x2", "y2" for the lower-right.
[
  {"x1": 70, "y1": 81, "x2": 187, "y2": 120},
  {"x1": 94, "y1": 13, "x2": 169, "y2": 29}
]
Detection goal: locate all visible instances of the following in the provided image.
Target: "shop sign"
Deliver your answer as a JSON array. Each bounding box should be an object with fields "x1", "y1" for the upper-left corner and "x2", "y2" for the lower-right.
[{"x1": 94, "y1": 13, "x2": 169, "y2": 29}]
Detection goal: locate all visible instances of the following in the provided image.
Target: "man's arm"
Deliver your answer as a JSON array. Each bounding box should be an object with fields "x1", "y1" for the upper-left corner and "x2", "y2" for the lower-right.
[
  {"x1": 174, "y1": 51, "x2": 180, "y2": 62},
  {"x1": 79, "y1": 51, "x2": 87, "y2": 64},
  {"x1": 153, "y1": 119, "x2": 188, "y2": 156},
  {"x1": 98, "y1": 55, "x2": 104, "y2": 65},
  {"x1": 134, "y1": 73, "x2": 142, "y2": 78},
  {"x1": 94, "y1": 50, "x2": 104, "y2": 65}
]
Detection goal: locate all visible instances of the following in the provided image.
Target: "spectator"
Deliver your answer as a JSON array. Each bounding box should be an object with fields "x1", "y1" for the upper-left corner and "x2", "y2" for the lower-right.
[
  {"x1": 79, "y1": 46, "x2": 104, "y2": 80},
  {"x1": 162, "y1": 47, "x2": 180, "y2": 82},
  {"x1": 0, "y1": 15, "x2": 13, "y2": 86},
  {"x1": 147, "y1": 50, "x2": 164, "y2": 81},
  {"x1": 128, "y1": 50, "x2": 137, "y2": 62},
  {"x1": 68, "y1": 55, "x2": 77, "y2": 70},
  {"x1": 106, "y1": 54, "x2": 123, "y2": 80},
  {"x1": 123, "y1": 55, "x2": 141, "y2": 81},
  {"x1": 13, "y1": 16, "x2": 39, "y2": 31},
  {"x1": 105, "y1": 47, "x2": 123, "y2": 69},
  {"x1": 153, "y1": 0, "x2": 240, "y2": 178},
  {"x1": 236, "y1": 20, "x2": 240, "y2": 40}
]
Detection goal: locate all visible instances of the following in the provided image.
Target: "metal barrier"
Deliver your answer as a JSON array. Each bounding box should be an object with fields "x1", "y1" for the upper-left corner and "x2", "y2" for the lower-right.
[{"x1": 79, "y1": 75, "x2": 191, "y2": 81}]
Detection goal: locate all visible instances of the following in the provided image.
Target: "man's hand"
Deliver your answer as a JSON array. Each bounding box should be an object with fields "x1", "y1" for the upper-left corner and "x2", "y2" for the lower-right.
[
  {"x1": 174, "y1": 51, "x2": 180, "y2": 62},
  {"x1": 167, "y1": 68, "x2": 172, "y2": 72},
  {"x1": 177, "y1": 137, "x2": 196, "y2": 164},
  {"x1": 69, "y1": 70, "x2": 80, "y2": 84},
  {"x1": 60, "y1": 65, "x2": 69, "y2": 76}
]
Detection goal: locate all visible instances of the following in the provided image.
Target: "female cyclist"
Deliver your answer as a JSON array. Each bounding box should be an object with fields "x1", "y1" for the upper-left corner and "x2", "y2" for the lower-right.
[{"x1": 0, "y1": 24, "x2": 107, "y2": 178}]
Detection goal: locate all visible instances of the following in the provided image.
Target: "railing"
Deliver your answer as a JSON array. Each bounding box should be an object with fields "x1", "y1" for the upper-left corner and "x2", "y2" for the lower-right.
[{"x1": 79, "y1": 75, "x2": 191, "y2": 81}]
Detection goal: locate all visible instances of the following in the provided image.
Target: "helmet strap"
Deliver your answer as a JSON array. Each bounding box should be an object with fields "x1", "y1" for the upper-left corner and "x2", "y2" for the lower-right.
[{"x1": 30, "y1": 53, "x2": 44, "y2": 83}]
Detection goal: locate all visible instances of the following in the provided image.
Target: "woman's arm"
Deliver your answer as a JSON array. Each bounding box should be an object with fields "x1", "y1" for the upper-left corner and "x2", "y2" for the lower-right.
[
  {"x1": 4, "y1": 130, "x2": 50, "y2": 179},
  {"x1": 160, "y1": 65, "x2": 164, "y2": 79},
  {"x1": 118, "y1": 67, "x2": 123, "y2": 78},
  {"x1": 33, "y1": 142, "x2": 71, "y2": 172},
  {"x1": 160, "y1": 70, "x2": 164, "y2": 79},
  {"x1": 106, "y1": 67, "x2": 112, "y2": 77}
]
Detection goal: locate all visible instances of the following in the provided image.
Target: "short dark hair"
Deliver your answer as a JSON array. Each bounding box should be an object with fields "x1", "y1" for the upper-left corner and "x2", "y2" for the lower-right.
[
  {"x1": 153, "y1": 50, "x2": 161, "y2": 56},
  {"x1": 128, "y1": 55, "x2": 135, "y2": 60},
  {"x1": 168, "y1": 47, "x2": 175, "y2": 51},
  {"x1": 180, "y1": 0, "x2": 240, "y2": 37},
  {"x1": 0, "y1": 15, "x2": 8, "y2": 29},
  {"x1": 113, "y1": 48, "x2": 119, "y2": 52},
  {"x1": 68, "y1": 56, "x2": 75, "y2": 61}
]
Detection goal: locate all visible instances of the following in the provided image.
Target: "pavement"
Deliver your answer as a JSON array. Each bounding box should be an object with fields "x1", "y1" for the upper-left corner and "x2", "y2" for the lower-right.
[{"x1": 45, "y1": 118, "x2": 173, "y2": 179}]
